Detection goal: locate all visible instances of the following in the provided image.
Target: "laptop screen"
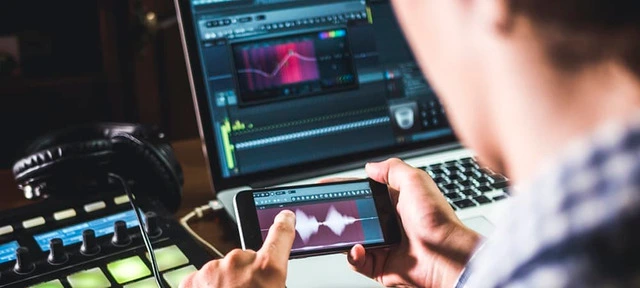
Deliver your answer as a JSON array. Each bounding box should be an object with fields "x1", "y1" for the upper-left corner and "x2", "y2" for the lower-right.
[{"x1": 179, "y1": 0, "x2": 455, "y2": 185}]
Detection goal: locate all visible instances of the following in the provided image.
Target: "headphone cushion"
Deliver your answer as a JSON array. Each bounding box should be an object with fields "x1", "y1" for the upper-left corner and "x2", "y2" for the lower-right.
[
  {"x1": 12, "y1": 140, "x2": 113, "y2": 182},
  {"x1": 156, "y1": 143, "x2": 184, "y2": 185},
  {"x1": 112, "y1": 135, "x2": 182, "y2": 212}
]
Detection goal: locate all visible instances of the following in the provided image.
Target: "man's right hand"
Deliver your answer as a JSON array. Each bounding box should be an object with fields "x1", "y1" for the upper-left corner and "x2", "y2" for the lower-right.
[{"x1": 348, "y1": 158, "x2": 481, "y2": 288}]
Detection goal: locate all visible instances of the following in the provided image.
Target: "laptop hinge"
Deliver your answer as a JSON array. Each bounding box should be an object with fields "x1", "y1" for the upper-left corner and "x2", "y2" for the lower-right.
[{"x1": 250, "y1": 142, "x2": 464, "y2": 188}]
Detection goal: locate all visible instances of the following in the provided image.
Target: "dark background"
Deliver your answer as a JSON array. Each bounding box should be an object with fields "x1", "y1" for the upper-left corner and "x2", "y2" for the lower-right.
[{"x1": 0, "y1": 0, "x2": 199, "y2": 169}]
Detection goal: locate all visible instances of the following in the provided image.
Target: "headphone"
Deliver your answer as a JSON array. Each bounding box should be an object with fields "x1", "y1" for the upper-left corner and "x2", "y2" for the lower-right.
[{"x1": 11, "y1": 123, "x2": 184, "y2": 212}]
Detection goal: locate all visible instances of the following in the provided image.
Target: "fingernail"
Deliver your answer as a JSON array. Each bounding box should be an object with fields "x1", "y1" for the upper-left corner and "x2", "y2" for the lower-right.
[
  {"x1": 276, "y1": 210, "x2": 295, "y2": 225},
  {"x1": 347, "y1": 250, "x2": 355, "y2": 265}
]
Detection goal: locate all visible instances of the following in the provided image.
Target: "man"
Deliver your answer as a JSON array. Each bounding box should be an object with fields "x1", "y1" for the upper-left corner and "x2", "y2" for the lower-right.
[{"x1": 181, "y1": 0, "x2": 640, "y2": 287}]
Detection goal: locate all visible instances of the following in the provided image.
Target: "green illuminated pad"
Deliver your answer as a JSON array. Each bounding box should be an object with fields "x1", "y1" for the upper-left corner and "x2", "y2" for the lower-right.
[
  {"x1": 147, "y1": 245, "x2": 189, "y2": 271},
  {"x1": 30, "y1": 279, "x2": 64, "y2": 288},
  {"x1": 107, "y1": 256, "x2": 151, "y2": 284},
  {"x1": 67, "y1": 267, "x2": 111, "y2": 288},
  {"x1": 163, "y1": 265, "x2": 197, "y2": 288},
  {"x1": 123, "y1": 277, "x2": 158, "y2": 288}
]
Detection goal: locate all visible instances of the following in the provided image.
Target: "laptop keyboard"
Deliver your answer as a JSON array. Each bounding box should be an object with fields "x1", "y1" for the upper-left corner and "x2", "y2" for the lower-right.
[{"x1": 418, "y1": 157, "x2": 510, "y2": 211}]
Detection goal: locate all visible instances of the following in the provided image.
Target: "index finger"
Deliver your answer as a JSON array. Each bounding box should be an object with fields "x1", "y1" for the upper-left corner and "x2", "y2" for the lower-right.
[
  {"x1": 365, "y1": 158, "x2": 435, "y2": 195},
  {"x1": 258, "y1": 210, "x2": 296, "y2": 265}
]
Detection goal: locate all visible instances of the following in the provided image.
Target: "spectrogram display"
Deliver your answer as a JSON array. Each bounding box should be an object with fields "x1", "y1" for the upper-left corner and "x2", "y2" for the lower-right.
[
  {"x1": 236, "y1": 40, "x2": 320, "y2": 91},
  {"x1": 232, "y1": 28, "x2": 357, "y2": 105}
]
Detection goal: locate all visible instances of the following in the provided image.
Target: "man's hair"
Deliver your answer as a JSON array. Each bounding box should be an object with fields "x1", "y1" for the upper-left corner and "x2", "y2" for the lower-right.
[{"x1": 508, "y1": 0, "x2": 640, "y2": 76}]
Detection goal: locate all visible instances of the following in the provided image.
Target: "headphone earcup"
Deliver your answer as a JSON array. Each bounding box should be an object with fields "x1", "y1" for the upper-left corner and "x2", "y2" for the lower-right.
[
  {"x1": 156, "y1": 142, "x2": 184, "y2": 186},
  {"x1": 111, "y1": 134, "x2": 183, "y2": 212},
  {"x1": 12, "y1": 139, "x2": 114, "y2": 199}
]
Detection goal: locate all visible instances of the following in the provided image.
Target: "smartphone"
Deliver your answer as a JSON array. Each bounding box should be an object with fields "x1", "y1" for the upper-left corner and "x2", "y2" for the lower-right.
[{"x1": 234, "y1": 179, "x2": 401, "y2": 258}]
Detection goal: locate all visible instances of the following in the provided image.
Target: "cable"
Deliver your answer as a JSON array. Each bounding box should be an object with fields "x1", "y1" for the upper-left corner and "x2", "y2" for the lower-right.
[
  {"x1": 179, "y1": 202, "x2": 225, "y2": 258},
  {"x1": 109, "y1": 173, "x2": 164, "y2": 288}
]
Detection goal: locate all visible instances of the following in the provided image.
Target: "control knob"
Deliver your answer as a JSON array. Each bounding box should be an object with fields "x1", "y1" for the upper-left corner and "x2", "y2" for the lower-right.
[
  {"x1": 47, "y1": 238, "x2": 68, "y2": 265},
  {"x1": 112, "y1": 220, "x2": 131, "y2": 246},
  {"x1": 14, "y1": 247, "x2": 35, "y2": 274},
  {"x1": 144, "y1": 211, "x2": 162, "y2": 238},
  {"x1": 80, "y1": 229, "x2": 100, "y2": 255}
]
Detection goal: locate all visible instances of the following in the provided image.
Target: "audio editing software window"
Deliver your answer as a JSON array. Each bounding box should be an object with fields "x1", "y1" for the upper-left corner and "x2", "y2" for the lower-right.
[{"x1": 190, "y1": 0, "x2": 452, "y2": 177}]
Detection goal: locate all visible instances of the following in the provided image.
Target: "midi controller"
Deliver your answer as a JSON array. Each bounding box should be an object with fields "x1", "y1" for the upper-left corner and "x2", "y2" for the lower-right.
[{"x1": 0, "y1": 190, "x2": 213, "y2": 288}]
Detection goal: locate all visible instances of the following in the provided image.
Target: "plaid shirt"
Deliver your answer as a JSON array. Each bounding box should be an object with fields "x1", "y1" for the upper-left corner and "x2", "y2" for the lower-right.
[{"x1": 456, "y1": 113, "x2": 640, "y2": 287}]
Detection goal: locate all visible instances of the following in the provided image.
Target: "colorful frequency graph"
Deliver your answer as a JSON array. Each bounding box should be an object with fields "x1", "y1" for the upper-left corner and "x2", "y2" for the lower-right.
[{"x1": 234, "y1": 40, "x2": 321, "y2": 92}]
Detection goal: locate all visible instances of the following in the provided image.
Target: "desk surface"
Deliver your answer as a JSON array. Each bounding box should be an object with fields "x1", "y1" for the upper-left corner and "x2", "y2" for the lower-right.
[{"x1": 0, "y1": 138, "x2": 240, "y2": 258}]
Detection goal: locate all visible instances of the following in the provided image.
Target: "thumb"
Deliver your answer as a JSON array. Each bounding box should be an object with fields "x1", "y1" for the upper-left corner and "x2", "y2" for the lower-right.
[
  {"x1": 258, "y1": 210, "x2": 296, "y2": 266},
  {"x1": 347, "y1": 244, "x2": 376, "y2": 279}
]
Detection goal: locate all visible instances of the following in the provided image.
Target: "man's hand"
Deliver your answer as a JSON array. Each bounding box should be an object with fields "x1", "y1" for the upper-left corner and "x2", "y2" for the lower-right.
[
  {"x1": 180, "y1": 210, "x2": 296, "y2": 288},
  {"x1": 347, "y1": 158, "x2": 481, "y2": 288}
]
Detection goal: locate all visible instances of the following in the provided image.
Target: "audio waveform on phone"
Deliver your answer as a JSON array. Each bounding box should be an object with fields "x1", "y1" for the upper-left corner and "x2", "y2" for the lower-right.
[{"x1": 294, "y1": 205, "x2": 378, "y2": 244}]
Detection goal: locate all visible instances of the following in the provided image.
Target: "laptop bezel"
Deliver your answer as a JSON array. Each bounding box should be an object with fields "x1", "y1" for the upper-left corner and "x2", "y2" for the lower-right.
[{"x1": 174, "y1": 0, "x2": 461, "y2": 192}]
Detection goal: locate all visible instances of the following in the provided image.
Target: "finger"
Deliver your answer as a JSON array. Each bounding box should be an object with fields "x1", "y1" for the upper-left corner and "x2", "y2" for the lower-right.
[
  {"x1": 366, "y1": 158, "x2": 437, "y2": 199},
  {"x1": 347, "y1": 244, "x2": 375, "y2": 278},
  {"x1": 258, "y1": 210, "x2": 296, "y2": 266},
  {"x1": 223, "y1": 249, "x2": 257, "y2": 267},
  {"x1": 317, "y1": 177, "x2": 360, "y2": 184}
]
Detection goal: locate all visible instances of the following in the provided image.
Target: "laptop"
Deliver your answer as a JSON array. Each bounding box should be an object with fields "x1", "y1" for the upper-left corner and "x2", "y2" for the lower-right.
[{"x1": 174, "y1": 0, "x2": 510, "y2": 286}]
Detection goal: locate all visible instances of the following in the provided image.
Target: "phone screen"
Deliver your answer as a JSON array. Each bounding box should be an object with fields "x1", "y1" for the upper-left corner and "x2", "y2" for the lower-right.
[{"x1": 251, "y1": 181, "x2": 387, "y2": 253}]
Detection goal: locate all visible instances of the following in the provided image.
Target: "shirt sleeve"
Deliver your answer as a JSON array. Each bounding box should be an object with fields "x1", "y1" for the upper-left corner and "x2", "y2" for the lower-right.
[{"x1": 453, "y1": 238, "x2": 488, "y2": 288}]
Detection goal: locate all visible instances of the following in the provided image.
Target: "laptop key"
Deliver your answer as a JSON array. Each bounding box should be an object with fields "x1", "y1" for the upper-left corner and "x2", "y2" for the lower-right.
[
  {"x1": 475, "y1": 185, "x2": 492, "y2": 193},
  {"x1": 447, "y1": 171, "x2": 466, "y2": 182},
  {"x1": 492, "y1": 181, "x2": 510, "y2": 189},
  {"x1": 456, "y1": 180, "x2": 473, "y2": 187},
  {"x1": 470, "y1": 168, "x2": 485, "y2": 178},
  {"x1": 440, "y1": 183, "x2": 458, "y2": 192},
  {"x1": 459, "y1": 157, "x2": 474, "y2": 163},
  {"x1": 493, "y1": 195, "x2": 508, "y2": 201},
  {"x1": 453, "y1": 199, "x2": 477, "y2": 209},
  {"x1": 461, "y1": 162, "x2": 478, "y2": 169},
  {"x1": 454, "y1": 163, "x2": 469, "y2": 172},
  {"x1": 461, "y1": 189, "x2": 477, "y2": 197},
  {"x1": 462, "y1": 170, "x2": 477, "y2": 178},
  {"x1": 433, "y1": 176, "x2": 450, "y2": 185},
  {"x1": 472, "y1": 177, "x2": 491, "y2": 187},
  {"x1": 487, "y1": 174, "x2": 507, "y2": 183},
  {"x1": 456, "y1": 181, "x2": 474, "y2": 191},
  {"x1": 474, "y1": 195, "x2": 492, "y2": 204},
  {"x1": 450, "y1": 204, "x2": 458, "y2": 211},
  {"x1": 444, "y1": 192, "x2": 463, "y2": 200},
  {"x1": 430, "y1": 168, "x2": 448, "y2": 176},
  {"x1": 429, "y1": 163, "x2": 442, "y2": 169}
]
